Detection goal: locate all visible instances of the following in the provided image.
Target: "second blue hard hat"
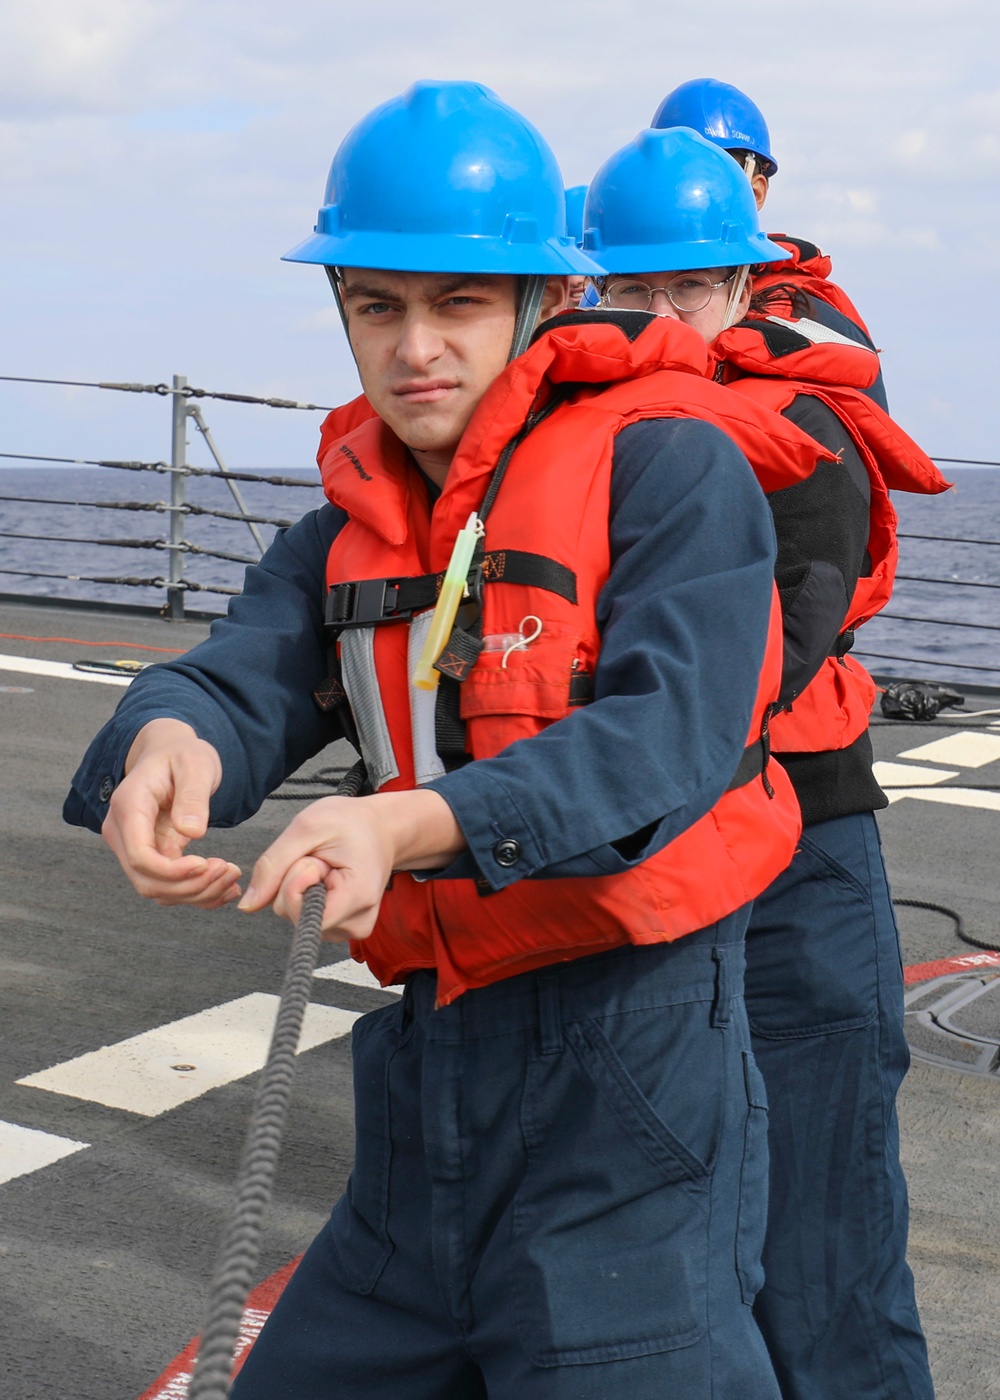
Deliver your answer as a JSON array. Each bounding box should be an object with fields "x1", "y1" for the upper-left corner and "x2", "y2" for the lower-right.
[
  {"x1": 652, "y1": 78, "x2": 777, "y2": 178},
  {"x1": 283, "y1": 81, "x2": 601, "y2": 276},
  {"x1": 583, "y1": 127, "x2": 790, "y2": 272}
]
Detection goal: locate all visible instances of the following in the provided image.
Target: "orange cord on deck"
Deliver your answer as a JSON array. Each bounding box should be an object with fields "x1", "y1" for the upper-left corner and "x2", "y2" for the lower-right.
[{"x1": 0, "y1": 632, "x2": 185, "y2": 653}]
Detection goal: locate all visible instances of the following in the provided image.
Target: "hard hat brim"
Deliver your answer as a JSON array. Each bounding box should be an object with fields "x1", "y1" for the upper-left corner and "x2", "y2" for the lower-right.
[
  {"x1": 591, "y1": 233, "x2": 791, "y2": 274},
  {"x1": 282, "y1": 230, "x2": 604, "y2": 277}
]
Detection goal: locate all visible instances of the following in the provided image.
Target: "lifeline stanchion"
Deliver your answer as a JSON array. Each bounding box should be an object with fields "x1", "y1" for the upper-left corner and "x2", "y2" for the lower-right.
[{"x1": 186, "y1": 881, "x2": 328, "y2": 1400}]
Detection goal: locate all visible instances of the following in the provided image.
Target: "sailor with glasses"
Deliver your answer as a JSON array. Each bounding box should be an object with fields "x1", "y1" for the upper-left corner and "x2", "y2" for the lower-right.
[{"x1": 584, "y1": 124, "x2": 943, "y2": 1400}]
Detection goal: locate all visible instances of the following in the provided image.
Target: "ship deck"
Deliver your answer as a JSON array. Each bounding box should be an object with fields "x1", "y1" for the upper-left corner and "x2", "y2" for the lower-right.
[{"x1": 1, "y1": 595, "x2": 998, "y2": 1400}]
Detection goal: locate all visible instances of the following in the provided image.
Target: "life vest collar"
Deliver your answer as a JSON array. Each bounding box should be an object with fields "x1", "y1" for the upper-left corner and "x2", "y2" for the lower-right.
[
  {"x1": 712, "y1": 314, "x2": 881, "y2": 390},
  {"x1": 763, "y1": 234, "x2": 833, "y2": 280},
  {"x1": 319, "y1": 415, "x2": 422, "y2": 548}
]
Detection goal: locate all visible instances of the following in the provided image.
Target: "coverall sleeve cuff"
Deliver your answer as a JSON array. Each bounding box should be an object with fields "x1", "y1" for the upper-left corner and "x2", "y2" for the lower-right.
[
  {"x1": 63, "y1": 706, "x2": 219, "y2": 834},
  {"x1": 424, "y1": 767, "x2": 548, "y2": 891}
]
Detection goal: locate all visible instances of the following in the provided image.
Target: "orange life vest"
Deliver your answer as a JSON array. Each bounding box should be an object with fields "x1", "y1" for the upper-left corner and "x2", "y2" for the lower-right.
[
  {"x1": 316, "y1": 314, "x2": 824, "y2": 1003},
  {"x1": 712, "y1": 315, "x2": 951, "y2": 754},
  {"x1": 753, "y1": 234, "x2": 875, "y2": 339}
]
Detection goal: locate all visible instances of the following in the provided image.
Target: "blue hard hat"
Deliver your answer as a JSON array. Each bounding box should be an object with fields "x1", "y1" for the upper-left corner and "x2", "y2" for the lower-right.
[
  {"x1": 583, "y1": 127, "x2": 790, "y2": 273},
  {"x1": 283, "y1": 81, "x2": 602, "y2": 276},
  {"x1": 652, "y1": 79, "x2": 777, "y2": 178},
  {"x1": 564, "y1": 184, "x2": 588, "y2": 247}
]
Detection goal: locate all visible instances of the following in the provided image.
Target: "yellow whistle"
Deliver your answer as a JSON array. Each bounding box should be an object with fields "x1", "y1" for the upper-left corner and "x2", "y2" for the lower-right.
[{"x1": 412, "y1": 511, "x2": 483, "y2": 691}]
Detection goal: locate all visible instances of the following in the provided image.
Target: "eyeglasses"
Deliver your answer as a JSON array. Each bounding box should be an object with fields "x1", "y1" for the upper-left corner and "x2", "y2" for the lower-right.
[{"x1": 600, "y1": 271, "x2": 737, "y2": 314}]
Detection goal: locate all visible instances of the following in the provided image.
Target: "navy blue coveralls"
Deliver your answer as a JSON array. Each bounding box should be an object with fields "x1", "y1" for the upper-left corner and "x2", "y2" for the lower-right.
[{"x1": 747, "y1": 390, "x2": 934, "y2": 1400}]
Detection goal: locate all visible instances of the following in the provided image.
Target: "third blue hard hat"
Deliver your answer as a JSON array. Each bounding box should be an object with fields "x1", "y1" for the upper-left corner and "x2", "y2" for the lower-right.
[
  {"x1": 583, "y1": 127, "x2": 790, "y2": 272},
  {"x1": 651, "y1": 78, "x2": 777, "y2": 178},
  {"x1": 564, "y1": 184, "x2": 588, "y2": 248},
  {"x1": 283, "y1": 81, "x2": 601, "y2": 276}
]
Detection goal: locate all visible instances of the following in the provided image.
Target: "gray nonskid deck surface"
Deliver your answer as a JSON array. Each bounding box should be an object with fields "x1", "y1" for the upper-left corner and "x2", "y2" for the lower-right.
[{"x1": 1, "y1": 598, "x2": 998, "y2": 1400}]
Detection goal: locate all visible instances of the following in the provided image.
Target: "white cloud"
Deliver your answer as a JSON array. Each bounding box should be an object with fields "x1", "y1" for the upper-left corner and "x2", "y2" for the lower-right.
[{"x1": 0, "y1": 0, "x2": 996, "y2": 462}]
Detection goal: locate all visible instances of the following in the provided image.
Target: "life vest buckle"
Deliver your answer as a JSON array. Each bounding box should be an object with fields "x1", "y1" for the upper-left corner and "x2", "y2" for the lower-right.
[{"x1": 326, "y1": 577, "x2": 403, "y2": 629}]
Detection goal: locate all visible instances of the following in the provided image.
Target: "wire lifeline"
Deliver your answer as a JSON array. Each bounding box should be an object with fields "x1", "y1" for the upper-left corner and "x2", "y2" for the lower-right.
[
  {"x1": 0, "y1": 373, "x2": 337, "y2": 412},
  {"x1": 897, "y1": 532, "x2": 1000, "y2": 548},
  {"x1": 188, "y1": 758, "x2": 368, "y2": 1400},
  {"x1": 0, "y1": 567, "x2": 240, "y2": 593},
  {"x1": 878, "y1": 612, "x2": 1000, "y2": 633},
  {"x1": 0, "y1": 452, "x2": 168, "y2": 470},
  {"x1": 0, "y1": 497, "x2": 297, "y2": 532},
  {"x1": 894, "y1": 574, "x2": 1000, "y2": 591},
  {"x1": 0, "y1": 451, "x2": 321, "y2": 489},
  {"x1": 853, "y1": 650, "x2": 1000, "y2": 676}
]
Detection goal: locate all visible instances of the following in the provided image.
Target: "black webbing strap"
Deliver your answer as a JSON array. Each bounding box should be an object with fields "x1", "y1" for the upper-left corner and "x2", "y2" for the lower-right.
[
  {"x1": 725, "y1": 737, "x2": 769, "y2": 793},
  {"x1": 435, "y1": 673, "x2": 472, "y2": 772},
  {"x1": 477, "y1": 550, "x2": 576, "y2": 603},
  {"x1": 325, "y1": 549, "x2": 578, "y2": 631},
  {"x1": 829, "y1": 628, "x2": 855, "y2": 658}
]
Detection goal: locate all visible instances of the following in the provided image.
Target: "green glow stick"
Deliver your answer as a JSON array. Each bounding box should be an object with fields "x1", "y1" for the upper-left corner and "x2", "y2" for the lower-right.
[{"x1": 412, "y1": 511, "x2": 483, "y2": 691}]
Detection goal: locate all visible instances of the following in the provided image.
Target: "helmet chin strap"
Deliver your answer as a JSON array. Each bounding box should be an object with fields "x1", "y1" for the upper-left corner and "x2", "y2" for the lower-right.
[
  {"x1": 327, "y1": 266, "x2": 351, "y2": 340},
  {"x1": 721, "y1": 265, "x2": 750, "y2": 331},
  {"x1": 509, "y1": 274, "x2": 549, "y2": 361},
  {"x1": 328, "y1": 267, "x2": 547, "y2": 365}
]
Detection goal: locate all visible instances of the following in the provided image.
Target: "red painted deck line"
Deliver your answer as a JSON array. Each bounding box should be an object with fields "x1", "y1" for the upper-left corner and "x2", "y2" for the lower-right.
[
  {"x1": 138, "y1": 1256, "x2": 301, "y2": 1399},
  {"x1": 904, "y1": 951, "x2": 1000, "y2": 985}
]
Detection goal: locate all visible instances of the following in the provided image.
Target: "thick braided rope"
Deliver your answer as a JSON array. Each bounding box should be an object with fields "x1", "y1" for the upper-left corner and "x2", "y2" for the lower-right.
[
  {"x1": 893, "y1": 897, "x2": 1000, "y2": 954},
  {"x1": 188, "y1": 757, "x2": 368, "y2": 1398}
]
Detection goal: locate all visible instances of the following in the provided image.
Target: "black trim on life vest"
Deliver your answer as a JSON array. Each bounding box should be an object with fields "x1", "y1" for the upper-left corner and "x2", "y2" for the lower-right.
[
  {"x1": 726, "y1": 737, "x2": 770, "y2": 793},
  {"x1": 734, "y1": 317, "x2": 814, "y2": 359},
  {"x1": 830, "y1": 628, "x2": 856, "y2": 659},
  {"x1": 325, "y1": 550, "x2": 578, "y2": 630},
  {"x1": 533, "y1": 308, "x2": 657, "y2": 344},
  {"x1": 770, "y1": 234, "x2": 821, "y2": 262}
]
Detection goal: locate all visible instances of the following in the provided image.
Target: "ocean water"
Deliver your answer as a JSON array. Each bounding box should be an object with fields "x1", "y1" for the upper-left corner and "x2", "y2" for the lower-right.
[
  {"x1": 0, "y1": 464, "x2": 997, "y2": 689},
  {"x1": 0, "y1": 465, "x2": 325, "y2": 612}
]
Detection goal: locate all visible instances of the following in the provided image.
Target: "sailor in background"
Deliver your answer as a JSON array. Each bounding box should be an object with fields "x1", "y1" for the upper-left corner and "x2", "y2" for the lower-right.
[
  {"x1": 583, "y1": 124, "x2": 945, "y2": 1400},
  {"x1": 64, "y1": 80, "x2": 828, "y2": 1397},
  {"x1": 651, "y1": 76, "x2": 889, "y2": 411}
]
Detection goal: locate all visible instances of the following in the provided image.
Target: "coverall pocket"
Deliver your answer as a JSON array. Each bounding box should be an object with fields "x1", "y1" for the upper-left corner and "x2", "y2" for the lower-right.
[
  {"x1": 325, "y1": 1004, "x2": 399, "y2": 1295},
  {"x1": 746, "y1": 819, "x2": 880, "y2": 1038},
  {"x1": 510, "y1": 1004, "x2": 718, "y2": 1365},
  {"x1": 735, "y1": 1052, "x2": 769, "y2": 1304}
]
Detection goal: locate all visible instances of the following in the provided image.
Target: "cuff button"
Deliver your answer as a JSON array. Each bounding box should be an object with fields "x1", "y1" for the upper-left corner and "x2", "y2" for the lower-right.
[
  {"x1": 99, "y1": 776, "x2": 116, "y2": 802},
  {"x1": 492, "y1": 837, "x2": 521, "y2": 868}
]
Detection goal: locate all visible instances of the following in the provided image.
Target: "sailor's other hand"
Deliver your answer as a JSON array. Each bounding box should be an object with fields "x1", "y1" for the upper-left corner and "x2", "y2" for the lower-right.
[
  {"x1": 238, "y1": 789, "x2": 465, "y2": 941},
  {"x1": 101, "y1": 718, "x2": 241, "y2": 908}
]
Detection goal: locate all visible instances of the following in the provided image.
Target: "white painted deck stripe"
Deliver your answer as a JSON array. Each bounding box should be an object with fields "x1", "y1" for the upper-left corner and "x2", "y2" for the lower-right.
[
  {"x1": 872, "y1": 761, "x2": 959, "y2": 787},
  {"x1": 0, "y1": 1120, "x2": 88, "y2": 1186},
  {"x1": 897, "y1": 732, "x2": 1000, "y2": 769},
  {"x1": 314, "y1": 958, "x2": 402, "y2": 996},
  {"x1": 885, "y1": 787, "x2": 1000, "y2": 813},
  {"x1": 17, "y1": 995, "x2": 360, "y2": 1117},
  {"x1": 0, "y1": 653, "x2": 132, "y2": 687}
]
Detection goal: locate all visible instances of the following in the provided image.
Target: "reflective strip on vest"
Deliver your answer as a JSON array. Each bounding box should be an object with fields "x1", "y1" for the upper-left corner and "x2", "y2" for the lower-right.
[
  {"x1": 408, "y1": 611, "x2": 447, "y2": 787},
  {"x1": 765, "y1": 313, "x2": 865, "y2": 351},
  {"x1": 340, "y1": 627, "x2": 400, "y2": 790}
]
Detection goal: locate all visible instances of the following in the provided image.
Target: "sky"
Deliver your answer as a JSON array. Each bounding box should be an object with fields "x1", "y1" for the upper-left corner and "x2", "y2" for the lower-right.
[{"x1": 0, "y1": 0, "x2": 997, "y2": 478}]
